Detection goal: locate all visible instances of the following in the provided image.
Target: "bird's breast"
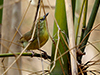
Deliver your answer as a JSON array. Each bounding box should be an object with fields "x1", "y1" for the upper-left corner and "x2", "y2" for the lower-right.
[{"x1": 26, "y1": 28, "x2": 49, "y2": 50}]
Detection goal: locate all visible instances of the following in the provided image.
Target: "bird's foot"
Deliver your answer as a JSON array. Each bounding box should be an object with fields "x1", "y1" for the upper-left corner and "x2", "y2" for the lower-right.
[{"x1": 31, "y1": 51, "x2": 35, "y2": 57}]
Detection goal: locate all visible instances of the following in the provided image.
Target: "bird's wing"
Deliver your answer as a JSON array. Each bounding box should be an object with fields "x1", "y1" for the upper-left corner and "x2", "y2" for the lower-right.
[{"x1": 23, "y1": 31, "x2": 38, "y2": 42}]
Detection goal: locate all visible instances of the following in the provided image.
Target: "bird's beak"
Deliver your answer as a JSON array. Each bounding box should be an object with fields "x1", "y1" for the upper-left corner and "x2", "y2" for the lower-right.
[
  {"x1": 45, "y1": 12, "x2": 49, "y2": 17},
  {"x1": 43, "y1": 12, "x2": 49, "y2": 19}
]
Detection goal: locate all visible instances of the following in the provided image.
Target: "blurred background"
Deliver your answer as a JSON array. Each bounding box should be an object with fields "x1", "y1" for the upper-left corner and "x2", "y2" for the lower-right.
[{"x1": 0, "y1": 0, "x2": 100, "y2": 75}]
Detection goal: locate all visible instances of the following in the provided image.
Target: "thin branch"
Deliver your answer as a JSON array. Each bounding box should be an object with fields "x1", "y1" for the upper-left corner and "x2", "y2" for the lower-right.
[
  {"x1": 65, "y1": 0, "x2": 78, "y2": 75},
  {"x1": 0, "y1": 52, "x2": 51, "y2": 59}
]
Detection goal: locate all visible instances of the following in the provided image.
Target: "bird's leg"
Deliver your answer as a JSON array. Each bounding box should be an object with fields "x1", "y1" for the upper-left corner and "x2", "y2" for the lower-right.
[
  {"x1": 31, "y1": 51, "x2": 35, "y2": 57},
  {"x1": 25, "y1": 50, "x2": 29, "y2": 52},
  {"x1": 25, "y1": 50, "x2": 35, "y2": 57},
  {"x1": 38, "y1": 49, "x2": 46, "y2": 53},
  {"x1": 38, "y1": 49, "x2": 51, "y2": 59}
]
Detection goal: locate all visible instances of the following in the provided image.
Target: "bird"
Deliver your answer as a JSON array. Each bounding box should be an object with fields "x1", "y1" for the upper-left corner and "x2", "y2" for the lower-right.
[{"x1": 19, "y1": 13, "x2": 49, "y2": 50}]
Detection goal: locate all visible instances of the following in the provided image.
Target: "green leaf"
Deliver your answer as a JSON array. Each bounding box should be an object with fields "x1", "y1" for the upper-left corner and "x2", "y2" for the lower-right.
[
  {"x1": 51, "y1": 0, "x2": 69, "y2": 75},
  {"x1": 78, "y1": 0, "x2": 100, "y2": 63},
  {"x1": 0, "y1": 0, "x2": 3, "y2": 24}
]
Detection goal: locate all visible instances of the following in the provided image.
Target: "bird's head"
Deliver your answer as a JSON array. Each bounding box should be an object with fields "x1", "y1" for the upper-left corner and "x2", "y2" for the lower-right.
[{"x1": 39, "y1": 13, "x2": 49, "y2": 21}]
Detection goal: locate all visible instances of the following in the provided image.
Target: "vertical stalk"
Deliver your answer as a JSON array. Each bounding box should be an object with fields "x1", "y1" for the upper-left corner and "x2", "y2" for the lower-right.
[
  {"x1": 65, "y1": 0, "x2": 78, "y2": 75},
  {"x1": 79, "y1": 0, "x2": 100, "y2": 63}
]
